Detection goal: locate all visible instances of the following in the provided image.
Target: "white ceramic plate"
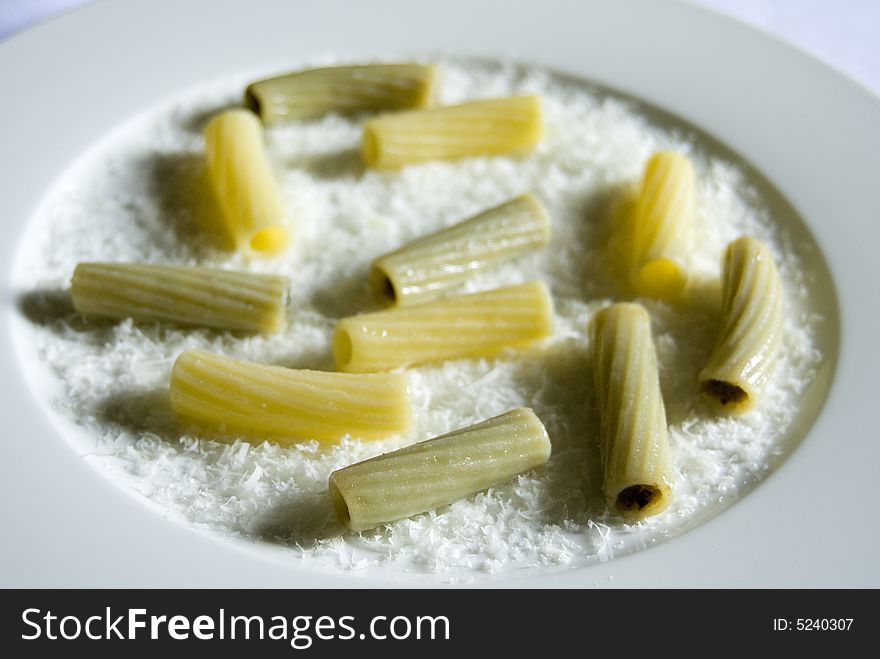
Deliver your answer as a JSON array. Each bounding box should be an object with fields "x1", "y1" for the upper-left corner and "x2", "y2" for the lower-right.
[{"x1": 1, "y1": 0, "x2": 878, "y2": 587}]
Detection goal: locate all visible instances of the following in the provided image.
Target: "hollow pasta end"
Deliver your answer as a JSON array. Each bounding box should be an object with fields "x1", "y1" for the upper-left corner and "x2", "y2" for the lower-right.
[
  {"x1": 328, "y1": 477, "x2": 352, "y2": 529},
  {"x1": 616, "y1": 484, "x2": 664, "y2": 517},
  {"x1": 243, "y1": 85, "x2": 262, "y2": 116},
  {"x1": 362, "y1": 125, "x2": 380, "y2": 167},
  {"x1": 369, "y1": 266, "x2": 398, "y2": 305},
  {"x1": 332, "y1": 327, "x2": 354, "y2": 369},
  {"x1": 249, "y1": 225, "x2": 289, "y2": 254},
  {"x1": 633, "y1": 258, "x2": 686, "y2": 299},
  {"x1": 702, "y1": 379, "x2": 750, "y2": 408}
]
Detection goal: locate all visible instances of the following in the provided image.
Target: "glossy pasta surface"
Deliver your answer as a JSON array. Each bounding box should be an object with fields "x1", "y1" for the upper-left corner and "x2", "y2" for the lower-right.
[
  {"x1": 329, "y1": 407, "x2": 551, "y2": 532},
  {"x1": 627, "y1": 151, "x2": 695, "y2": 300},
  {"x1": 333, "y1": 281, "x2": 553, "y2": 372},
  {"x1": 245, "y1": 63, "x2": 438, "y2": 123},
  {"x1": 71, "y1": 263, "x2": 289, "y2": 333},
  {"x1": 590, "y1": 303, "x2": 673, "y2": 519},
  {"x1": 371, "y1": 193, "x2": 551, "y2": 306},
  {"x1": 204, "y1": 109, "x2": 289, "y2": 254},
  {"x1": 362, "y1": 95, "x2": 543, "y2": 168},
  {"x1": 699, "y1": 236, "x2": 783, "y2": 412},
  {"x1": 170, "y1": 350, "x2": 412, "y2": 445}
]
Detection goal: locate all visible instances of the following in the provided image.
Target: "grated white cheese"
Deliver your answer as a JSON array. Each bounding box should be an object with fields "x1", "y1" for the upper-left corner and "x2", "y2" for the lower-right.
[{"x1": 11, "y1": 57, "x2": 828, "y2": 580}]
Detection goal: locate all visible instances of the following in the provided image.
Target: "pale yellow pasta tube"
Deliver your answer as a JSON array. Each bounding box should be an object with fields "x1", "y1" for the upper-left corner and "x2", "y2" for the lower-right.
[
  {"x1": 627, "y1": 151, "x2": 695, "y2": 299},
  {"x1": 204, "y1": 109, "x2": 289, "y2": 254},
  {"x1": 170, "y1": 350, "x2": 411, "y2": 445},
  {"x1": 333, "y1": 281, "x2": 553, "y2": 373},
  {"x1": 699, "y1": 236, "x2": 783, "y2": 412},
  {"x1": 71, "y1": 263, "x2": 289, "y2": 333},
  {"x1": 245, "y1": 63, "x2": 438, "y2": 123},
  {"x1": 590, "y1": 303, "x2": 673, "y2": 520},
  {"x1": 329, "y1": 407, "x2": 551, "y2": 532},
  {"x1": 362, "y1": 95, "x2": 543, "y2": 169},
  {"x1": 371, "y1": 194, "x2": 551, "y2": 306}
]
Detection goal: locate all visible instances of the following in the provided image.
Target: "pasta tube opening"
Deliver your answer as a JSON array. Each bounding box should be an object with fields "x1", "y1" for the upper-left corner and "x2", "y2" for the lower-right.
[
  {"x1": 369, "y1": 267, "x2": 399, "y2": 305},
  {"x1": 362, "y1": 129, "x2": 380, "y2": 167},
  {"x1": 249, "y1": 226, "x2": 289, "y2": 253},
  {"x1": 332, "y1": 329, "x2": 354, "y2": 369},
  {"x1": 243, "y1": 87, "x2": 262, "y2": 116},
  {"x1": 328, "y1": 480, "x2": 351, "y2": 526},
  {"x1": 632, "y1": 258, "x2": 687, "y2": 299},
  {"x1": 616, "y1": 484, "x2": 666, "y2": 517},
  {"x1": 701, "y1": 379, "x2": 749, "y2": 407}
]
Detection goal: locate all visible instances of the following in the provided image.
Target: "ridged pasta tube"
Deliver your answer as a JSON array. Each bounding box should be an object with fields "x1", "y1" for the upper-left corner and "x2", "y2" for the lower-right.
[
  {"x1": 170, "y1": 350, "x2": 412, "y2": 445},
  {"x1": 371, "y1": 194, "x2": 551, "y2": 306},
  {"x1": 71, "y1": 263, "x2": 289, "y2": 333},
  {"x1": 627, "y1": 151, "x2": 695, "y2": 300},
  {"x1": 329, "y1": 407, "x2": 551, "y2": 532},
  {"x1": 362, "y1": 95, "x2": 543, "y2": 169},
  {"x1": 333, "y1": 281, "x2": 553, "y2": 373},
  {"x1": 204, "y1": 109, "x2": 289, "y2": 254},
  {"x1": 244, "y1": 63, "x2": 438, "y2": 123},
  {"x1": 589, "y1": 303, "x2": 673, "y2": 520},
  {"x1": 699, "y1": 236, "x2": 783, "y2": 412}
]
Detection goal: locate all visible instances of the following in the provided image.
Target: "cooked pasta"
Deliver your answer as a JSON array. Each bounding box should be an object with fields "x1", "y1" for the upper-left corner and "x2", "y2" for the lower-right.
[
  {"x1": 590, "y1": 303, "x2": 673, "y2": 520},
  {"x1": 371, "y1": 193, "x2": 551, "y2": 306},
  {"x1": 329, "y1": 407, "x2": 551, "y2": 532},
  {"x1": 362, "y1": 95, "x2": 543, "y2": 169},
  {"x1": 204, "y1": 109, "x2": 289, "y2": 254},
  {"x1": 626, "y1": 151, "x2": 695, "y2": 300},
  {"x1": 244, "y1": 63, "x2": 438, "y2": 123},
  {"x1": 699, "y1": 236, "x2": 783, "y2": 412},
  {"x1": 170, "y1": 350, "x2": 411, "y2": 445},
  {"x1": 71, "y1": 262, "x2": 289, "y2": 333},
  {"x1": 333, "y1": 281, "x2": 553, "y2": 373}
]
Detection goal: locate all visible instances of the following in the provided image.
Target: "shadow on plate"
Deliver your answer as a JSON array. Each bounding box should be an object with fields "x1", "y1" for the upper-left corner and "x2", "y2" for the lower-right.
[
  {"x1": 309, "y1": 266, "x2": 379, "y2": 320},
  {"x1": 17, "y1": 289, "x2": 80, "y2": 327},
  {"x1": 288, "y1": 147, "x2": 365, "y2": 180},
  {"x1": 180, "y1": 103, "x2": 244, "y2": 136},
  {"x1": 95, "y1": 388, "x2": 180, "y2": 443},
  {"x1": 142, "y1": 151, "x2": 233, "y2": 253},
  {"x1": 255, "y1": 344, "x2": 337, "y2": 373},
  {"x1": 252, "y1": 493, "x2": 345, "y2": 548},
  {"x1": 510, "y1": 339, "x2": 606, "y2": 525}
]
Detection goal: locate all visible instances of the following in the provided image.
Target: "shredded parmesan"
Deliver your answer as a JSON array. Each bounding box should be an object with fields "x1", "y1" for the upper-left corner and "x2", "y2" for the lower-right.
[{"x1": 11, "y1": 58, "x2": 826, "y2": 580}]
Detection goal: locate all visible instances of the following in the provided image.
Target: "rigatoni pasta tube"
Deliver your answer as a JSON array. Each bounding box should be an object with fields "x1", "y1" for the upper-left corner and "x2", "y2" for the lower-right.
[
  {"x1": 371, "y1": 193, "x2": 551, "y2": 306},
  {"x1": 329, "y1": 407, "x2": 551, "y2": 532},
  {"x1": 699, "y1": 236, "x2": 782, "y2": 412},
  {"x1": 590, "y1": 303, "x2": 673, "y2": 520},
  {"x1": 362, "y1": 95, "x2": 543, "y2": 169},
  {"x1": 71, "y1": 263, "x2": 289, "y2": 333},
  {"x1": 170, "y1": 350, "x2": 411, "y2": 445},
  {"x1": 245, "y1": 63, "x2": 438, "y2": 123},
  {"x1": 204, "y1": 109, "x2": 289, "y2": 254},
  {"x1": 627, "y1": 151, "x2": 695, "y2": 299},
  {"x1": 333, "y1": 281, "x2": 553, "y2": 372}
]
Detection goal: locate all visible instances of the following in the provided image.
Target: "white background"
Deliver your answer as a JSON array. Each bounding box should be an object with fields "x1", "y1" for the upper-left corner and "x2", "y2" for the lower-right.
[{"x1": 2, "y1": 0, "x2": 879, "y2": 97}]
